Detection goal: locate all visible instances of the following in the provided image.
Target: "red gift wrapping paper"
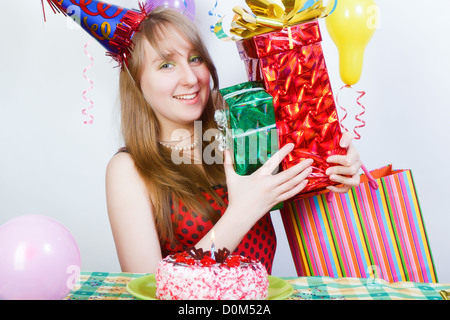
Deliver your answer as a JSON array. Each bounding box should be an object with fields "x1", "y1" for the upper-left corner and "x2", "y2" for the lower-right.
[{"x1": 236, "y1": 21, "x2": 346, "y2": 194}]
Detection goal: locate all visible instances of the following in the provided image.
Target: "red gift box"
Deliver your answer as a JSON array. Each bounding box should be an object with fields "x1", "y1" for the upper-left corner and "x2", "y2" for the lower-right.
[{"x1": 236, "y1": 21, "x2": 346, "y2": 194}]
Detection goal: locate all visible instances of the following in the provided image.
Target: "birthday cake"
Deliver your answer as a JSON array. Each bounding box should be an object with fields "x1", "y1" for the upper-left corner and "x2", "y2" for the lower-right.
[{"x1": 155, "y1": 247, "x2": 269, "y2": 300}]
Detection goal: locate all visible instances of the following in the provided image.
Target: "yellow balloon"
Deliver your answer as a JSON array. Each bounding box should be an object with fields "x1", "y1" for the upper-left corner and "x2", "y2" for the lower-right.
[{"x1": 326, "y1": 0, "x2": 378, "y2": 85}]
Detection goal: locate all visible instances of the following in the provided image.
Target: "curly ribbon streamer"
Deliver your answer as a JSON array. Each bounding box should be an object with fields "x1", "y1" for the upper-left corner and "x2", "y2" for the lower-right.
[
  {"x1": 336, "y1": 84, "x2": 349, "y2": 134},
  {"x1": 82, "y1": 39, "x2": 95, "y2": 124},
  {"x1": 209, "y1": 0, "x2": 222, "y2": 33},
  {"x1": 332, "y1": 85, "x2": 378, "y2": 199},
  {"x1": 182, "y1": 0, "x2": 188, "y2": 14},
  {"x1": 353, "y1": 88, "x2": 367, "y2": 140},
  {"x1": 336, "y1": 85, "x2": 367, "y2": 140},
  {"x1": 325, "y1": 0, "x2": 338, "y2": 15}
]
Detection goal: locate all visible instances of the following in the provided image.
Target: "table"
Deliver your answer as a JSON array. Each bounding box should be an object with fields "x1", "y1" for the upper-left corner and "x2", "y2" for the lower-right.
[{"x1": 65, "y1": 272, "x2": 450, "y2": 300}]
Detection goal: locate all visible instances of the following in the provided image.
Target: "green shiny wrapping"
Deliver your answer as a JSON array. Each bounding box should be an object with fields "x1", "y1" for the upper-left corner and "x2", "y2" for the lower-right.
[{"x1": 219, "y1": 81, "x2": 279, "y2": 176}]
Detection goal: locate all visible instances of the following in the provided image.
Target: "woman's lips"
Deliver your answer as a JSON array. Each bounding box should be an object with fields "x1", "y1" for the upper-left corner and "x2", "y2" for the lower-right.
[{"x1": 173, "y1": 92, "x2": 199, "y2": 104}]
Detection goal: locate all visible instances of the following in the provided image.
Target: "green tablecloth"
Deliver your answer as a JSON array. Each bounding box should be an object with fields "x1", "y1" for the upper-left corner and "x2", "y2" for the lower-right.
[{"x1": 65, "y1": 272, "x2": 450, "y2": 300}]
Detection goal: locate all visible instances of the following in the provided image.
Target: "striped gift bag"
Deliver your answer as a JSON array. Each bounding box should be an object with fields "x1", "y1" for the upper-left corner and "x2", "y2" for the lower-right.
[{"x1": 280, "y1": 165, "x2": 438, "y2": 283}]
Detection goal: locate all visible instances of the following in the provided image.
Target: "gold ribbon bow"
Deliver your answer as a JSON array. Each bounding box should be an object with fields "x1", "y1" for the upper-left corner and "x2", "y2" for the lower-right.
[{"x1": 230, "y1": 0, "x2": 331, "y2": 38}]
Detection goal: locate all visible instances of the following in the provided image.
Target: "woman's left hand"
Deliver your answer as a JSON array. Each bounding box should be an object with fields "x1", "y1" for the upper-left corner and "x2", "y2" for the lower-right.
[{"x1": 325, "y1": 132, "x2": 362, "y2": 193}]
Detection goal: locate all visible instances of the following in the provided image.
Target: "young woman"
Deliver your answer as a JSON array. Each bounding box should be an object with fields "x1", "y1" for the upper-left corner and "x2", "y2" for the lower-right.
[{"x1": 106, "y1": 7, "x2": 362, "y2": 274}]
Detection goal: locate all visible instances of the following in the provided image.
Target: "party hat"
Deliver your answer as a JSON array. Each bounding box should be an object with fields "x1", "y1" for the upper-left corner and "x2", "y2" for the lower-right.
[{"x1": 43, "y1": 0, "x2": 148, "y2": 67}]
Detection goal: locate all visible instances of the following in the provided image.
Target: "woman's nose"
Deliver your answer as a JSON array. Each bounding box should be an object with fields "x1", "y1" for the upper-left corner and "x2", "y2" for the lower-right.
[{"x1": 179, "y1": 64, "x2": 198, "y2": 86}]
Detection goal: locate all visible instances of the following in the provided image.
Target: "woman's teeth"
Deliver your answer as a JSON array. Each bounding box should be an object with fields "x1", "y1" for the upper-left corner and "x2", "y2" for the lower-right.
[{"x1": 174, "y1": 93, "x2": 196, "y2": 100}]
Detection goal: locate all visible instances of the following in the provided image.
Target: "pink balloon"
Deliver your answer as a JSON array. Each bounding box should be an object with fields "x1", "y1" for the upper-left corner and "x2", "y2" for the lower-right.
[
  {"x1": 0, "y1": 215, "x2": 81, "y2": 300},
  {"x1": 145, "y1": 0, "x2": 196, "y2": 21}
]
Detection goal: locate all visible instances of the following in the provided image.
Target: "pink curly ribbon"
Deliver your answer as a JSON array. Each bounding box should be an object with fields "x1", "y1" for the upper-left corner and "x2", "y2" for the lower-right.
[
  {"x1": 336, "y1": 85, "x2": 366, "y2": 140},
  {"x1": 336, "y1": 84, "x2": 349, "y2": 134},
  {"x1": 82, "y1": 39, "x2": 94, "y2": 124},
  {"x1": 327, "y1": 84, "x2": 377, "y2": 203},
  {"x1": 353, "y1": 87, "x2": 367, "y2": 140}
]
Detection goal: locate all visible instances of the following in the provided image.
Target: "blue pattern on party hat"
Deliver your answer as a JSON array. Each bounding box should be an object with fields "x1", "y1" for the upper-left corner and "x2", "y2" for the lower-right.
[{"x1": 43, "y1": 0, "x2": 149, "y2": 68}]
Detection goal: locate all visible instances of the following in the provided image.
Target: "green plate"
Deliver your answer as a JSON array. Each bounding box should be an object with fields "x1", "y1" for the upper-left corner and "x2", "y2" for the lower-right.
[{"x1": 127, "y1": 274, "x2": 293, "y2": 300}]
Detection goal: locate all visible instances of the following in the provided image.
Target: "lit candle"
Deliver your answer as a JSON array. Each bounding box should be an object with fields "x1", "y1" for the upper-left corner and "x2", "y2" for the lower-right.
[{"x1": 210, "y1": 229, "x2": 216, "y2": 260}]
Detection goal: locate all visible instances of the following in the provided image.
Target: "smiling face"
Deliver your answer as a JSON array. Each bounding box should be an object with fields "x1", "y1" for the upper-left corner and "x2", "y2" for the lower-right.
[{"x1": 139, "y1": 24, "x2": 211, "y2": 139}]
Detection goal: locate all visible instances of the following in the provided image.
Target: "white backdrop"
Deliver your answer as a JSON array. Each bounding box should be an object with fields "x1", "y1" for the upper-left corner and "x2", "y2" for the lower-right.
[{"x1": 1, "y1": 0, "x2": 449, "y2": 282}]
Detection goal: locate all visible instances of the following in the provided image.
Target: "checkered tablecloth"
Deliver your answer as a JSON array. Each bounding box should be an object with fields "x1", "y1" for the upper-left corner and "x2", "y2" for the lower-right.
[{"x1": 64, "y1": 272, "x2": 450, "y2": 300}]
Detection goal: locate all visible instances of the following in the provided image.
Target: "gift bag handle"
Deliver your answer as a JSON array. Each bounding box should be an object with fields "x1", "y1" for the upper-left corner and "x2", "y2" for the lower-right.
[{"x1": 361, "y1": 163, "x2": 379, "y2": 190}]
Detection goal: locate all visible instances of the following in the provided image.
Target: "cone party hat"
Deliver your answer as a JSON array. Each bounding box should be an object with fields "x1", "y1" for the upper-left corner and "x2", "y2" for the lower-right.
[{"x1": 43, "y1": 0, "x2": 148, "y2": 67}]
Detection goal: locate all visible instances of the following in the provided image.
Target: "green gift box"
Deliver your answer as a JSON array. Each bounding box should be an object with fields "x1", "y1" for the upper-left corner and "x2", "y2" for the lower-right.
[{"x1": 217, "y1": 81, "x2": 279, "y2": 176}]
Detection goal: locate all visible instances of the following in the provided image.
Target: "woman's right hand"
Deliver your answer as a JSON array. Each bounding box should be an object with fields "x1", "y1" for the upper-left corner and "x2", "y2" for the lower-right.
[{"x1": 223, "y1": 143, "x2": 313, "y2": 225}]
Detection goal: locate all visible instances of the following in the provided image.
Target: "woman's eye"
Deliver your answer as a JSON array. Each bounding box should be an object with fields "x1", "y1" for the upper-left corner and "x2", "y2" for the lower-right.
[
  {"x1": 159, "y1": 62, "x2": 174, "y2": 70},
  {"x1": 189, "y1": 55, "x2": 203, "y2": 63}
]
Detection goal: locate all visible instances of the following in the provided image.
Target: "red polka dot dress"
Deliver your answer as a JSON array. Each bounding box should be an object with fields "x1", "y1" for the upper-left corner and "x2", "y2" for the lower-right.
[{"x1": 161, "y1": 185, "x2": 277, "y2": 274}]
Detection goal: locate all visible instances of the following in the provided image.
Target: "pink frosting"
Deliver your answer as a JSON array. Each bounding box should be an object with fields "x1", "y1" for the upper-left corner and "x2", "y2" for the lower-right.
[{"x1": 155, "y1": 254, "x2": 269, "y2": 300}]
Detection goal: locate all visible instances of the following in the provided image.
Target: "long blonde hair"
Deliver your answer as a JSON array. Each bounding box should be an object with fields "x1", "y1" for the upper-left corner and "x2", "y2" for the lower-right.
[{"x1": 119, "y1": 7, "x2": 226, "y2": 246}]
